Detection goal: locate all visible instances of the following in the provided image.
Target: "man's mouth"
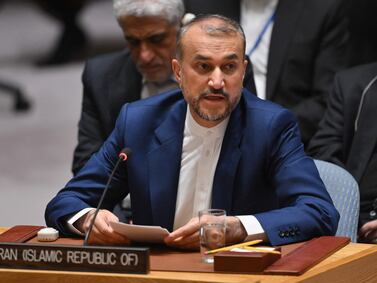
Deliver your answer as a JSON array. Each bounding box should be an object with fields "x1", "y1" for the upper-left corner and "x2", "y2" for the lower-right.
[{"x1": 203, "y1": 94, "x2": 226, "y2": 101}]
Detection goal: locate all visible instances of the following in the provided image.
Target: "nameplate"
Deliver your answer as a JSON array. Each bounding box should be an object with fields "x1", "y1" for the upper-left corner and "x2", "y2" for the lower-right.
[{"x1": 0, "y1": 242, "x2": 149, "y2": 274}]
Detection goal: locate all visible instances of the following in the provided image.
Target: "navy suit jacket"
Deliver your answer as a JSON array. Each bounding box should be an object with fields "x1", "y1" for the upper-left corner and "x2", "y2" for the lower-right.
[{"x1": 46, "y1": 89, "x2": 338, "y2": 245}]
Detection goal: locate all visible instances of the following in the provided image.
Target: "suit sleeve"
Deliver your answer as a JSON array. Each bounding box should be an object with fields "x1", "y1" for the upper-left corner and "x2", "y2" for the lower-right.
[
  {"x1": 71, "y1": 62, "x2": 107, "y2": 175},
  {"x1": 308, "y1": 74, "x2": 347, "y2": 167},
  {"x1": 293, "y1": 0, "x2": 348, "y2": 145},
  {"x1": 45, "y1": 105, "x2": 130, "y2": 236},
  {"x1": 254, "y1": 109, "x2": 339, "y2": 245}
]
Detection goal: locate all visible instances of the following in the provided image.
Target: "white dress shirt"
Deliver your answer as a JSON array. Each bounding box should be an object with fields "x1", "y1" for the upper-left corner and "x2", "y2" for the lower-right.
[
  {"x1": 173, "y1": 108, "x2": 229, "y2": 230},
  {"x1": 173, "y1": 107, "x2": 265, "y2": 240},
  {"x1": 241, "y1": 0, "x2": 279, "y2": 99}
]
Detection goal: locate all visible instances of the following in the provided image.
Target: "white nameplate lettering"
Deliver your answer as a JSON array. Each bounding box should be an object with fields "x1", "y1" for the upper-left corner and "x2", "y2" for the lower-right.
[{"x1": 0, "y1": 243, "x2": 149, "y2": 274}]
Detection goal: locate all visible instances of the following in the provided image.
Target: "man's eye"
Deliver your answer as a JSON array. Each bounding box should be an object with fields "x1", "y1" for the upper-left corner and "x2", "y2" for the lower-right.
[
  {"x1": 126, "y1": 37, "x2": 140, "y2": 46},
  {"x1": 198, "y1": 63, "x2": 210, "y2": 71},
  {"x1": 223, "y1": 63, "x2": 236, "y2": 73},
  {"x1": 148, "y1": 34, "x2": 166, "y2": 44}
]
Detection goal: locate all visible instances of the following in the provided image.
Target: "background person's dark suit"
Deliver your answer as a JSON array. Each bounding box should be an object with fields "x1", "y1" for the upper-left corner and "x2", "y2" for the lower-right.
[
  {"x1": 72, "y1": 50, "x2": 141, "y2": 174},
  {"x1": 185, "y1": 0, "x2": 349, "y2": 146},
  {"x1": 72, "y1": 50, "x2": 256, "y2": 175},
  {"x1": 347, "y1": 0, "x2": 377, "y2": 67},
  {"x1": 309, "y1": 62, "x2": 377, "y2": 225}
]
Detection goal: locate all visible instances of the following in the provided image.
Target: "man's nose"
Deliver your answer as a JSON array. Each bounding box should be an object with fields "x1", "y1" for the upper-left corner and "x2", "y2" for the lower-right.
[
  {"x1": 139, "y1": 42, "x2": 155, "y2": 64},
  {"x1": 208, "y1": 68, "x2": 225, "y2": 89}
]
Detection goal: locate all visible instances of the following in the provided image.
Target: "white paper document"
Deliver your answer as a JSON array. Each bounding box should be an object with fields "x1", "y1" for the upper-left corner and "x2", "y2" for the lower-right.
[{"x1": 109, "y1": 221, "x2": 169, "y2": 243}]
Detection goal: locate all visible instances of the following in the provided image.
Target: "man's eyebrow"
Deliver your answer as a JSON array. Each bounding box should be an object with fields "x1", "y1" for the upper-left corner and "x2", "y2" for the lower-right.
[
  {"x1": 193, "y1": 53, "x2": 240, "y2": 61},
  {"x1": 225, "y1": 53, "x2": 239, "y2": 60},
  {"x1": 193, "y1": 54, "x2": 210, "y2": 61}
]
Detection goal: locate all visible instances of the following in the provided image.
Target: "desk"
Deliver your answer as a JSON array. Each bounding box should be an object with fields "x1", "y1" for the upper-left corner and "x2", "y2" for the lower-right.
[{"x1": 1, "y1": 227, "x2": 377, "y2": 283}]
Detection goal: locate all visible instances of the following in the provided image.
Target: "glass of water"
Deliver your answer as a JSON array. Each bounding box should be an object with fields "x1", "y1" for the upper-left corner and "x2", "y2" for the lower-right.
[{"x1": 199, "y1": 209, "x2": 226, "y2": 263}]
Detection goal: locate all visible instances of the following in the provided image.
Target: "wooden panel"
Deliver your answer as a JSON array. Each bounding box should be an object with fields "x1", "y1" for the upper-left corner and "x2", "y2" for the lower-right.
[{"x1": 0, "y1": 244, "x2": 376, "y2": 283}]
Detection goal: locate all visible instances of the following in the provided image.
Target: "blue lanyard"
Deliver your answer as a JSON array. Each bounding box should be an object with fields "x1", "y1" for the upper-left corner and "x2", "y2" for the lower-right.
[{"x1": 247, "y1": 10, "x2": 276, "y2": 57}]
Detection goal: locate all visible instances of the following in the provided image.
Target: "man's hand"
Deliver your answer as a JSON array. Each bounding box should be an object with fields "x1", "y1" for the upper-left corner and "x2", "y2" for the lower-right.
[
  {"x1": 164, "y1": 217, "x2": 200, "y2": 250},
  {"x1": 76, "y1": 209, "x2": 130, "y2": 245},
  {"x1": 164, "y1": 216, "x2": 247, "y2": 250},
  {"x1": 225, "y1": 216, "x2": 248, "y2": 244},
  {"x1": 359, "y1": 219, "x2": 377, "y2": 243}
]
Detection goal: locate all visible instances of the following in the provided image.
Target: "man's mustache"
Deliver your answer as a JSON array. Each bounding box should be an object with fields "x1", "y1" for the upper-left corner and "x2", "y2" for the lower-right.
[{"x1": 200, "y1": 89, "x2": 230, "y2": 98}]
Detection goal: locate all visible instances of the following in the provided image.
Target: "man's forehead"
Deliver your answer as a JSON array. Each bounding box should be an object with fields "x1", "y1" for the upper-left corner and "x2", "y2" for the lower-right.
[{"x1": 194, "y1": 53, "x2": 240, "y2": 61}]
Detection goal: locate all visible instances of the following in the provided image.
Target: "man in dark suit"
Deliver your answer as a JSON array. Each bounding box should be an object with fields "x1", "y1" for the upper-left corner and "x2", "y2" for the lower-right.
[
  {"x1": 185, "y1": 0, "x2": 349, "y2": 146},
  {"x1": 72, "y1": 0, "x2": 256, "y2": 175},
  {"x1": 309, "y1": 62, "x2": 377, "y2": 243},
  {"x1": 347, "y1": 0, "x2": 377, "y2": 67},
  {"x1": 46, "y1": 15, "x2": 338, "y2": 247},
  {"x1": 71, "y1": 0, "x2": 184, "y2": 175}
]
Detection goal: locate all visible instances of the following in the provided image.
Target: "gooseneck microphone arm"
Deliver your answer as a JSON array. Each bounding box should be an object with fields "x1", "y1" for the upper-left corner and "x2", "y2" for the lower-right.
[{"x1": 83, "y1": 148, "x2": 132, "y2": 246}]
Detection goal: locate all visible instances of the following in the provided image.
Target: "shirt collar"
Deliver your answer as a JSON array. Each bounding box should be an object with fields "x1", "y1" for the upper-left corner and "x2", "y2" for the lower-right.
[
  {"x1": 141, "y1": 76, "x2": 178, "y2": 99},
  {"x1": 142, "y1": 75, "x2": 176, "y2": 86}
]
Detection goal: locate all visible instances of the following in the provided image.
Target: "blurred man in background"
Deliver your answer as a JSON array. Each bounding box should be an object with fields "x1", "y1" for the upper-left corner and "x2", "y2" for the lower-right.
[{"x1": 309, "y1": 62, "x2": 377, "y2": 243}]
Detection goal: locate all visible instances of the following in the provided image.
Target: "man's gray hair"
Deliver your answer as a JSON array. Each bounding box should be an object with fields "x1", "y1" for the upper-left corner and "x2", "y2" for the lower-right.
[{"x1": 113, "y1": 0, "x2": 185, "y2": 25}]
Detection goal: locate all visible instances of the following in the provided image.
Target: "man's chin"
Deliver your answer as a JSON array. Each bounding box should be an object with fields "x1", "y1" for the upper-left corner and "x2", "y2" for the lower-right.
[{"x1": 197, "y1": 109, "x2": 229, "y2": 122}]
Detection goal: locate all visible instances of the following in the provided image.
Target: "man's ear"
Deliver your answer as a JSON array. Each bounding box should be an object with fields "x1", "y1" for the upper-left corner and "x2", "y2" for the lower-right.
[
  {"x1": 172, "y1": 59, "x2": 182, "y2": 84},
  {"x1": 242, "y1": 59, "x2": 248, "y2": 80}
]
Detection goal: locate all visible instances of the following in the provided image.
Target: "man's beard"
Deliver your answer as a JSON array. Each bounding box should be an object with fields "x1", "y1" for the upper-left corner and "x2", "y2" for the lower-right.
[{"x1": 191, "y1": 89, "x2": 234, "y2": 122}]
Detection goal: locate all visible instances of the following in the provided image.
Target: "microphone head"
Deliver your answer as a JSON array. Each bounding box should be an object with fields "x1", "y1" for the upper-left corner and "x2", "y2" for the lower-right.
[{"x1": 119, "y1": 147, "x2": 132, "y2": 161}]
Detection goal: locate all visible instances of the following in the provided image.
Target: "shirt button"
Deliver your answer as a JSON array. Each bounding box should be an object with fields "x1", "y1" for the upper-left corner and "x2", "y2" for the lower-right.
[{"x1": 205, "y1": 150, "x2": 210, "y2": 156}]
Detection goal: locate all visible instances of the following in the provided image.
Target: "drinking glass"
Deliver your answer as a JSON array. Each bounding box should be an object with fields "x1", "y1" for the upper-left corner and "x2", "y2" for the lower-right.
[{"x1": 199, "y1": 209, "x2": 226, "y2": 263}]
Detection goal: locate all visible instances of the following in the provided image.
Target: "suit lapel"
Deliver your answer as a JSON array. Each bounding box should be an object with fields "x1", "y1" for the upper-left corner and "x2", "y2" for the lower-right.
[
  {"x1": 212, "y1": 102, "x2": 243, "y2": 213},
  {"x1": 347, "y1": 82, "x2": 377, "y2": 182},
  {"x1": 266, "y1": 0, "x2": 303, "y2": 100},
  {"x1": 148, "y1": 100, "x2": 186, "y2": 231}
]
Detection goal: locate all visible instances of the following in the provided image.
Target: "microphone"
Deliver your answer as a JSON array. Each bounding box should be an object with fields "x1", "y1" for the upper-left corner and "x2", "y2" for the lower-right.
[{"x1": 83, "y1": 147, "x2": 132, "y2": 246}]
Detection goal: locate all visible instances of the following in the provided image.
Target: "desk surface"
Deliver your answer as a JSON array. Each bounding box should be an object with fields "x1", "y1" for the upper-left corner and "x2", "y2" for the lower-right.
[{"x1": 1, "y1": 227, "x2": 377, "y2": 283}]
